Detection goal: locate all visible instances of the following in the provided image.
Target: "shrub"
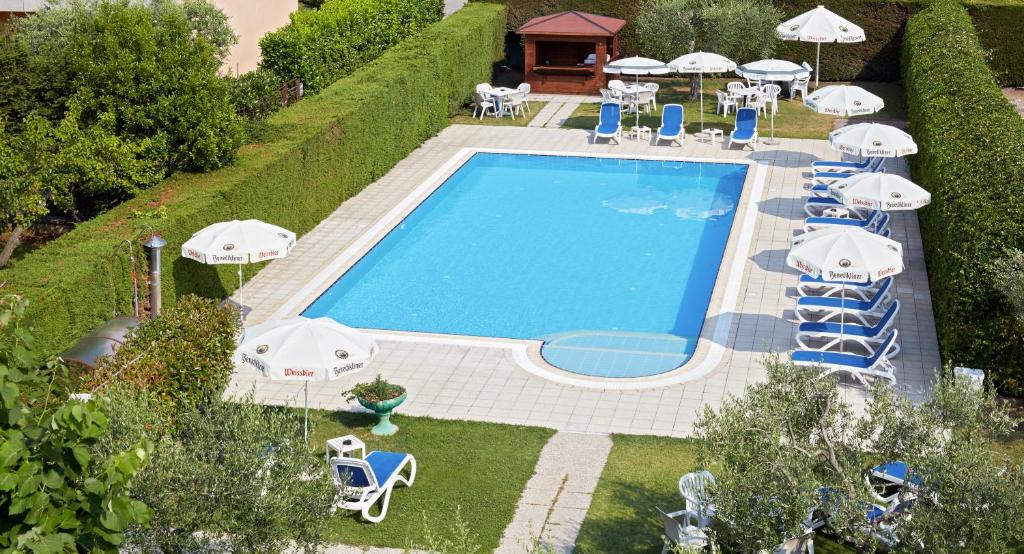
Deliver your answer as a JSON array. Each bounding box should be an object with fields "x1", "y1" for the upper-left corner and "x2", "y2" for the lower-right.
[
  {"x1": 0, "y1": 3, "x2": 506, "y2": 359},
  {"x1": 259, "y1": 0, "x2": 444, "y2": 93},
  {"x1": 101, "y1": 390, "x2": 335, "y2": 552},
  {"x1": 969, "y1": 3, "x2": 1024, "y2": 87},
  {"x1": 85, "y1": 295, "x2": 239, "y2": 413},
  {"x1": 902, "y1": 0, "x2": 1024, "y2": 395},
  {"x1": 635, "y1": 0, "x2": 781, "y2": 64},
  {"x1": 0, "y1": 295, "x2": 151, "y2": 552},
  {"x1": 230, "y1": 67, "x2": 289, "y2": 122}
]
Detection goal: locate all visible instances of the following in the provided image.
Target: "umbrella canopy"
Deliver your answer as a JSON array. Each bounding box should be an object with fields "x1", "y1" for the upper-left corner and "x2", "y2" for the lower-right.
[
  {"x1": 828, "y1": 173, "x2": 931, "y2": 211},
  {"x1": 777, "y1": 5, "x2": 865, "y2": 43},
  {"x1": 777, "y1": 5, "x2": 865, "y2": 87},
  {"x1": 668, "y1": 51, "x2": 736, "y2": 73},
  {"x1": 788, "y1": 227, "x2": 904, "y2": 282},
  {"x1": 603, "y1": 56, "x2": 670, "y2": 76},
  {"x1": 182, "y1": 219, "x2": 295, "y2": 264},
  {"x1": 804, "y1": 85, "x2": 883, "y2": 117},
  {"x1": 828, "y1": 122, "x2": 918, "y2": 158},
  {"x1": 668, "y1": 51, "x2": 736, "y2": 133},
  {"x1": 736, "y1": 59, "x2": 810, "y2": 82},
  {"x1": 234, "y1": 316, "x2": 379, "y2": 439},
  {"x1": 234, "y1": 316, "x2": 378, "y2": 381}
]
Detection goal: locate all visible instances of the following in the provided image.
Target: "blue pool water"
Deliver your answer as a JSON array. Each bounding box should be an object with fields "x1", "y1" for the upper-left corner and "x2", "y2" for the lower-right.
[{"x1": 304, "y1": 153, "x2": 747, "y2": 377}]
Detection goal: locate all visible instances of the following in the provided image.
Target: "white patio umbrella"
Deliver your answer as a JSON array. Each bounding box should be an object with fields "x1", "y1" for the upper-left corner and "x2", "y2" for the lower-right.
[
  {"x1": 182, "y1": 219, "x2": 296, "y2": 323},
  {"x1": 777, "y1": 5, "x2": 866, "y2": 87},
  {"x1": 668, "y1": 51, "x2": 736, "y2": 133},
  {"x1": 828, "y1": 122, "x2": 918, "y2": 158},
  {"x1": 828, "y1": 173, "x2": 931, "y2": 211},
  {"x1": 804, "y1": 85, "x2": 883, "y2": 117},
  {"x1": 603, "y1": 56, "x2": 670, "y2": 128},
  {"x1": 735, "y1": 59, "x2": 810, "y2": 82},
  {"x1": 234, "y1": 316, "x2": 379, "y2": 440},
  {"x1": 788, "y1": 227, "x2": 904, "y2": 352}
]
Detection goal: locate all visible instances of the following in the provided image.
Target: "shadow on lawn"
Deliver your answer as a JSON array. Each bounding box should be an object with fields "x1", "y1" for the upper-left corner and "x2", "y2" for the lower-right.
[{"x1": 577, "y1": 477, "x2": 687, "y2": 554}]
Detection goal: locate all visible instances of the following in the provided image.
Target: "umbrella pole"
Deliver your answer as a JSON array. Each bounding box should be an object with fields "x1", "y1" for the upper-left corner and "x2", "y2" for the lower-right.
[
  {"x1": 238, "y1": 263, "x2": 244, "y2": 326},
  {"x1": 635, "y1": 74, "x2": 641, "y2": 130},
  {"x1": 840, "y1": 282, "x2": 846, "y2": 353},
  {"x1": 304, "y1": 381, "x2": 309, "y2": 442},
  {"x1": 815, "y1": 43, "x2": 821, "y2": 88},
  {"x1": 699, "y1": 72, "x2": 704, "y2": 134}
]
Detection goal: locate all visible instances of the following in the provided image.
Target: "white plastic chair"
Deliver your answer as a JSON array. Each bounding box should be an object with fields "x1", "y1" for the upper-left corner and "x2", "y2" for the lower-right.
[
  {"x1": 608, "y1": 79, "x2": 625, "y2": 91},
  {"x1": 643, "y1": 82, "x2": 659, "y2": 109},
  {"x1": 600, "y1": 88, "x2": 622, "y2": 106},
  {"x1": 716, "y1": 90, "x2": 737, "y2": 116},
  {"x1": 657, "y1": 507, "x2": 708, "y2": 554},
  {"x1": 502, "y1": 91, "x2": 526, "y2": 119},
  {"x1": 475, "y1": 83, "x2": 492, "y2": 93},
  {"x1": 792, "y1": 77, "x2": 809, "y2": 100},
  {"x1": 634, "y1": 90, "x2": 655, "y2": 114},
  {"x1": 747, "y1": 92, "x2": 768, "y2": 117},
  {"x1": 331, "y1": 451, "x2": 417, "y2": 523},
  {"x1": 761, "y1": 84, "x2": 782, "y2": 115},
  {"x1": 516, "y1": 83, "x2": 531, "y2": 112},
  {"x1": 471, "y1": 92, "x2": 496, "y2": 119},
  {"x1": 678, "y1": 470, "x2": 717, "y2": 527},
  {"x1": 727, "y1": 81, "x2": 745, "y2": 94}
]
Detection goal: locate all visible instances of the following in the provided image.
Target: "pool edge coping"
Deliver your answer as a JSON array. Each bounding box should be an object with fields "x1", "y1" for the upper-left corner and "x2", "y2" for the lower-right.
[{"x1": 270, "y1": 147, "x2": 768, "y2": 390}]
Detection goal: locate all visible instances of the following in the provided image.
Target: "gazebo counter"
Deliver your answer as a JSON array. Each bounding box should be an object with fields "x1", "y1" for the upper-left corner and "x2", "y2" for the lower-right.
[{"x1": 517, "y1": 10, "x2": 625, "y2": 94}]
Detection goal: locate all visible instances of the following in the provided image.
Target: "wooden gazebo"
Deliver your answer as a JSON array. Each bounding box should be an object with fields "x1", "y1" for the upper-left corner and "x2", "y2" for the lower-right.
[{"x1": 516, "y1": 11, "x2": 626, "y2": 94}]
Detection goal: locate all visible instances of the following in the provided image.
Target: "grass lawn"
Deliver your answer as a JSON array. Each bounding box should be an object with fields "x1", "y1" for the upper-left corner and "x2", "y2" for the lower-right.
[
  {"x1": 577, "y1": 433, "x2": 1024, "y2": 554},
  {"x1": 451, "y1": 101, "x2": 548, "y2": 127},
  {"x1": 561, "y1": 78, "x2": 907, "y2": 140},
  {"x1": 307, "y1": 410, "x2": 554, "y2": 550}
]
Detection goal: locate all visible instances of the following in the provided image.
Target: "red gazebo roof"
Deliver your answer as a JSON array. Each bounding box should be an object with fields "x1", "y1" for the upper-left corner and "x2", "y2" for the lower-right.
[{"x1": 516, "y1": 10, "x2": 626, "y2": 37}]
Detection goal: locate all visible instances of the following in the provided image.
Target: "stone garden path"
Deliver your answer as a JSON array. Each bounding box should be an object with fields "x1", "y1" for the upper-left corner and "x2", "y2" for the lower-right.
[{"x1": 495, "y1": 432, "x2": 613, "y2": 553}]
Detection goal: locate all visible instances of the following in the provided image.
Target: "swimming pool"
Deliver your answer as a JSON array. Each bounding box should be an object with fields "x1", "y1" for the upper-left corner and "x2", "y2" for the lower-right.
[{"x1": 303, "y1": 152, "x2": 747, "y2": 378}]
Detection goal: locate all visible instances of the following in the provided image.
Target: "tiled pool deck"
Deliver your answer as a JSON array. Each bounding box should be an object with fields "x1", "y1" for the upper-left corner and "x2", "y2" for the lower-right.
[{"x1": 225, "y1": 125, "x2": 940, "y2": 437}]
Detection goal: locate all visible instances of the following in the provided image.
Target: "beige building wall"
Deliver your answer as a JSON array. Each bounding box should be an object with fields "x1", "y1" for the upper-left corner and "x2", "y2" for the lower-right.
[{"x1": 213, "y1": 0, "x2": 297, "y2": 76}]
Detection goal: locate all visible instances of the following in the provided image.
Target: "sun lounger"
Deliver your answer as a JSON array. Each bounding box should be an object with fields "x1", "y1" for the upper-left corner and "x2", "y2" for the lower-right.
[
  {"x1": 796, "y1": 276, "x2": 894, "y2": 324},
  {"x1": 593, "y1": 102, "x2": 622, "y2": 144},
  {"x1": 331, "y1": 451, "x2": 417, "y2": 523},
  {"x1": 729, "y1": 107, "x2": 758, "y2": 150},
  {"x1": 657, "y1": 104, "x2": 684, "y2": 145},
  {"x1": 795, "y1": 300, "x2": 901, "y2": 355},
  {"x1": 811, "y1": 156, "x2": 885, "y2": 175},
  {"x1": 797, "y1": 274, "x2": 888, "y2": 300},
  {"x1": 792, "y1": 330, "x2": 899, "y2": 384},
  {"x1": 804, "y1": 211, "x2": 891, "y2": 236}
]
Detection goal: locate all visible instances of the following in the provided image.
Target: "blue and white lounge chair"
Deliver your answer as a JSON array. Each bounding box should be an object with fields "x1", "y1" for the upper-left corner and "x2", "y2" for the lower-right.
[
  {"x1": 729, "y1": 107, "x2": 758, "y2": 150},
  {"x1": 813, "y1": 165, "x2": 886, "y2": 188},
  {"x1": 804, "y1": 211, "x2": 891, "y2": 236},
  {"x1": 657, "y1": 104, "x2": 684, "y2": 145},
  {"x1": 804, "y1": 196, "x2": 872, "y2": 219},
  {"x1": 593, "y1": 102, "x2": 622, "y2": 144},
  {"x1": 792, "y1": 330, "x2": 899, "y2": 384},
  {"x1": 797, "y1": 274, "x2": 889, "y2": 300},
  {"x1": 866, "y1": 460, "x2": 923, "y2": 505},
  {"x1": 795, "y1": 300, "x2": 901, "y2": 355},
  {"x1": 812, "y1": 156, "x2": 886, "y2": 175},
  {"x1": 796, "y1": 277, "x2": 894, "y2": 324},
  {"x1": 331, "y1": 451, "x2": 417, "y2": 523}
]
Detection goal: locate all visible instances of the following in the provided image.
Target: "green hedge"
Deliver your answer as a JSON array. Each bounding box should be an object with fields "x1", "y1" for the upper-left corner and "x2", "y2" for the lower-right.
[
  {"x1": 478, "y1": 0, "x2": 1023, "y2": 84},
  {"x1": 0, "y1": 3, "x2": 507, "y2": 358},
  {"x1": 260, "y1": 0, "x2": 444, "y2": 93},
  {"x1": 902, "y1": 0, "x2": 1024, "y2": 395}
]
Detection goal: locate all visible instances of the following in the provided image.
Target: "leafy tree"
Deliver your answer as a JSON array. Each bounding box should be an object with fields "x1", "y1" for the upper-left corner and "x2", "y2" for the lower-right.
[
  {"x1": 636, "y1": 0, "x2": 782, "y2": 97},
  {"x1": 100, "y1": 391, "x2": 336, "y2": 552},
  {"x1": 0, "y1": 109, "x2": 163, "y2": 267},
  {"x1": 0, "y1": 295, "x2": 151, "y2": 552},
  {"x1": 695, "y1": 356, "x2": 1024, "y2": 552}
]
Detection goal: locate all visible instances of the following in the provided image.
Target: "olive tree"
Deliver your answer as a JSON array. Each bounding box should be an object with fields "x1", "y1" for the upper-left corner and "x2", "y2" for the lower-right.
[
  {"x1": 695, "y1": 356, "x2": 1024, "y2": 552},
  {"x1": 100, "y1": 391, "x2": 336, "y2": 552},
  {"x1": 636, "y1": 0, "x2": 782, "y2": 98}
]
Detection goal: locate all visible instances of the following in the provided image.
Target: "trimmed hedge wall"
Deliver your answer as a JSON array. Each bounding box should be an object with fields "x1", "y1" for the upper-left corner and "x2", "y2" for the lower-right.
[
  {"x1": 477, "y1": 0, "x2": 1023, "y2": 85},
  {"x1": 903, "y1": 0, "x2": 1024, "y2": 395},
  {"x1": 260, "y1": 0, "x2": 444, "y2": 93},
  {"x1": 0, "y1": 3, "x2": 507, "y2": 357}
]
